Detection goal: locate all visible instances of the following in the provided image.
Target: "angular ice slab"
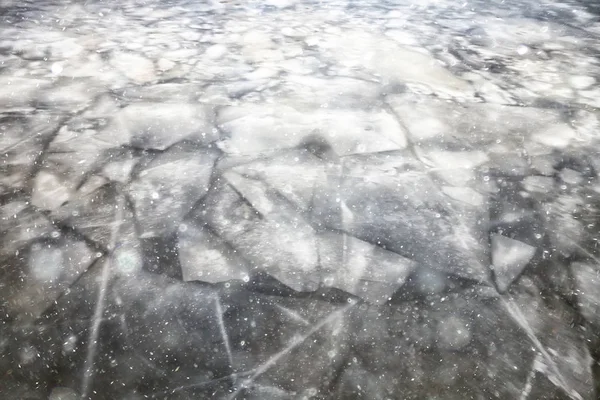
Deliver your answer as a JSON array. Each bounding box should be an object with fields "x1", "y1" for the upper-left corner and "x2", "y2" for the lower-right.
[
  {"x1": 200, "y1": 178, "x2": 321, "y2": 292},
  {"x1": 317, "y1": 231, "x2": 416, "y2": 304},
  {"x1": 491, "y1": 234, "x2": 536, "y2": 292},
  {"x1": 117, "y1": 103, "x2": 217, "y2": 150},
  {"x1": 319, "y1": 30, "x2": 472, "y2": 95},
  {"x1": 181, "y1": 147, "x2": 490, "y2": 296},
  {"x1": 127, "y1": 144, "x2": 218, "y2": 238},
  {"x1": 312, "y1": 152, "x2": 490, "y2": 283},
  {"x1": 217, "y1": 104, "x2": 407, "y2": 156}
]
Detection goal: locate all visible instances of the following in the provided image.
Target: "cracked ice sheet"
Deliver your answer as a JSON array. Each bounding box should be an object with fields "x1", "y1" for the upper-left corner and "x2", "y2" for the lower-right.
[
  {"x1": 31, "y1": 99, "x2": 131, "y2": 210},
  {"x1": 35, "y1": 268, "x2": 352, "y2": 398},
  {"x1": 201, "y1": 177, "x2": 320, "y2": 292},
  {"x1": 220, "y1": 292, "x2": 353, "y2": 398},
  {"x1": 503, "y1": 277, "x2": 595, "y2": 400},
  {"x1": 315, "y1": 30, "x2": 473, "y2": 97},
  {"x1": 0, "y1": 237, "x2": 95, "y2": 321},
  {"x1": 127, "y1": 143, "x2": 218, "y2": 238},
  {"x1": 317, "y1": 152, "x2": 490, "y2": 283},
  {"x1": 0, "y1": 202, "x2": 55, "y2": 260},
  {"x1": 197, "y1": 166, "x2": 415, "y2": 301},
  {"x1": 224, "y1": 149, "x2": 329, "y2": 212},
  {"x1": 216, "y1": 103, "x2": 407, "y2": 157},
  {"x1": 345, "y1": 284, "x2": 592, "y2": 399},
  {"x1": 349, "y1": 290, "x2": 516, "y2": 396},
  {"x1": 0, "y1": 77, "x2": 52, "y2": 112},
  {"x1": 387, "y1": 93, "x2": 572, "y2": 149},
  {"x1": 258, "y1": 75, "x2": 384, "y2": 109},
  {"x1": 317, "y1": 231, "x2": 417, "y2": 305},
  {"x1": 213, "y1": 148, "x2": 485, "y2": 293},
  {"x1": 35, "y1": 269, "x2": 233, "y2": 398},
  {"x1": 571, "y1": 261, "x2": 600, "y2": 328},
  {"x1": 116, "y1": 102, "x2": 218, "y2": 151},
  {"x1": 177, "y1": 222, "x2": 252, "y2": 283},
  {"x1": 1, "y1": 0, "x2": 600, "y2": 398},
  {"x1": 0, "y1": 112, "x2": 63, "y2": 195},
  {"x1": 50, "y1": 183, "x2": 139, "y2": 253}
]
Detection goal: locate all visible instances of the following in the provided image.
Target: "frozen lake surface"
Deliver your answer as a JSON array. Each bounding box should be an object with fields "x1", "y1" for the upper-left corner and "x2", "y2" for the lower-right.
[{"x1": 1, "y1": 0, "x2": 600, "y2": 398}]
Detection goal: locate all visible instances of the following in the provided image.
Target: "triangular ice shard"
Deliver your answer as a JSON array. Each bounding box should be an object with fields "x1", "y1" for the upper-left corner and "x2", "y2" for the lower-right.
[
  {"x1": 491, "y1": 234, "x2": 536, "y2": 292},
  {"x1": 318, "y1": 231, "x2": 417, "y2": 304}
]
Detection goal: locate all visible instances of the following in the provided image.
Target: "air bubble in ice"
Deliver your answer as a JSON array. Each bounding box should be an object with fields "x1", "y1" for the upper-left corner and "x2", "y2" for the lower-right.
[
  {"x1": 114, "y1": 248, "x2": 142, "y2": 275},
  {"x1": 415, "y1": 269, "x2": 445, "y2": 294},
  {"x1": 29, "y1": 246, "x2": 63, "y2": 282},
  {"x1": 437, "y1": 316, "x2": 471, "y2": 350},
  {"x1": 20, "y1": 345, "x2": 38, "y2": 364}
]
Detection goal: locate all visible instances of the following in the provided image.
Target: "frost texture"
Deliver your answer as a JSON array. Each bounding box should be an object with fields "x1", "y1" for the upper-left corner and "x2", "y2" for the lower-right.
[{"x1": 1, "y1": 0, "x2": 600, "y2": 398}]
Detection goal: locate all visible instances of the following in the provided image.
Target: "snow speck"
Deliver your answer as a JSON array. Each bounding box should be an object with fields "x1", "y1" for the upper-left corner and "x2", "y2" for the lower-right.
[
  {"x1": 205, "y1": 44, "x2": 228, "y2": 60},
  {"x1": 517, "y1": 45, "x2": 529, "y2": 55},
  {"x1": 51, "y1": 62, "x2": 63, "y2": 75},
  {"x1": 568, "y1": 75, "x2": 596, "y2": 90}
]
